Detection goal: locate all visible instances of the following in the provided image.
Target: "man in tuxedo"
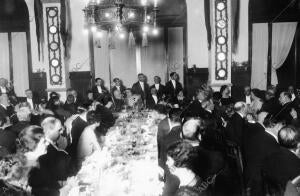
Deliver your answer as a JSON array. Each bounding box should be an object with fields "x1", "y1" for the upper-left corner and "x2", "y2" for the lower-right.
[
  {"x1": 157, "y1": 108, "x2": 182, "y2": 196},
  {"x1": 9, "y1": 106, "x2": 31, "y2": 135},
  {"x1": 262, "y1": 126, "x2": 300, "y2": 194},
  {"x1": 165, "y1": 72, "x2": 183, "y2": 101},
  {"x1": 19, "y1": 89, "x2": 40, "y2": 110},
  {"x1": 131, "y1": 73, "x2": 150, "y2": 102},
  {"x1": 243, "y1": 114, "x2": 283, "y2": 196},
  {"x1": 181, "y1": 86, "x2": 211, "y2": 118},
  {"x1": 65, "y1": 110, "x2": 96, "y2": 174},
  {"x1": 92, "y1": 78, "x2": 109, "y2": 102},
  {"x1": 277, "y1": 91, "x2": 298, "y2": 125},
  {"x1": 147, "y1": 87, "x2": 161, "y2": 109},
  {"x1": 0, "y1": 93, "x2": 14, "y2": 125},
  {"x1": 261, "y1": 88, "x2": 281, "y2": 115},
  {"x1": 111, "y1": 78, "x2": 126, "y2": 96},
  {"x1": 150, "y1": 76, "x2": 166, "y2": 99},
  {"x1": 226, "y1": 102, "x2": 247, "y2": 146},
  {"x1": 29, "y1": 117, "x2": 71, "y2": 196}
]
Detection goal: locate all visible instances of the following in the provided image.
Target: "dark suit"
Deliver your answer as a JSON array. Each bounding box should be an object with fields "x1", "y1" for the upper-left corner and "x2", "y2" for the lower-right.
[
  {"x1": 157, "y1": 117, "x2": 171, "y2": 169},
  {"x1": 165, "y1": 80, "x2": 183, "y2": 100},
  {"x1": 158, "y1": 125, "x2": 182, "y2": 196},
  {"x1": 225, "y1": 112, "x2": 245, "y2": 146},
  {"x1": 29, "y1": 144, "x2": 71, "y2": 196},
  {"x1": 262, "y1": 147, "x2": 300, "y2": 194},
  {"x1": 276, "y1": 102, "x2": 296, "y2": 125},
  {"x1": 146, "y1": 95, "x2": 161, "y2": 109},
  {"x1": 181, "y1": 100, "x2": 205, "y2": 119},
  {"x1": 9, "y1": 121, "x2": 30, "y2": 135},
  {"x1": 0, "y1": 127, "x2": 17, "y2": 155},
  {"x1": 92, "y1": 85, "x2": 109, "y2": 101},
  {"x1": 243, "y1": 122, "x2": 280, "y2": 196},
  {"x1": 261, "y1": 97, "x2": 281, "y2": 115},
  {"x1": 150, "y1": 84, "x2": 166, "y2": 99},
  {"x1": 131, "y1": 82, "x2": 150, "y2": 101},
  {"x1": 0, "y1": 105, "x2": 15, "y2": 124}
]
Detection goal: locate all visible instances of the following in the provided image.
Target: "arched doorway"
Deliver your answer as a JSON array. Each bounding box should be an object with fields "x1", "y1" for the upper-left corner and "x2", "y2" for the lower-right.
[{"x1": 0, "y1": 0, "x2": 31, "y2": 97}]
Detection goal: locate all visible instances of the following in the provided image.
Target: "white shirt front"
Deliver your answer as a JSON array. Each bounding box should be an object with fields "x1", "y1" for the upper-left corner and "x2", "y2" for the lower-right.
[
  {"x1": 245, "y1": 95, "x2": 252, "y2": 105},
  {"x1": 139, "y1": 82, "x2": 145, "y2": 91},
  {"x1": 152, "y1": 95, "x2": 158, "y2": 104},
  {"x1": 0, "y1": 87, "x2": 6, "y2": 93},
  {"x1": 116, "y1": 86, "x2": 121, "y2": 91},
  {"x1": 27, "y1": 98, "x2": 34, "y2": 109},
  {"x1": 97, "y1": 86, "x2": 103, "y2": 94},
  {"x1": 171, "y1": 80, "x2": 176, "y2": 89},
  {"x1": 155, "y1": 84, "x2": 160, "y2": 91},
  {"x1": 291, "y1": 93, "x2": 296, "y2": 101}
]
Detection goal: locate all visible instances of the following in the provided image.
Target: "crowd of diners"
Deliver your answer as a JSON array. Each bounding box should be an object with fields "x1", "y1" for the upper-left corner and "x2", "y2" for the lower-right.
[{"x1": 0, "y1": 72, "x2": 299, "y2": 196}]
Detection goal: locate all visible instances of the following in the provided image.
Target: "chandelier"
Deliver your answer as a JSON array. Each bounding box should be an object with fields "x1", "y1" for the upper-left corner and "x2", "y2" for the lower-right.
[{"x1": 83, "y1": 0, "x2": 159, "y2": 45}]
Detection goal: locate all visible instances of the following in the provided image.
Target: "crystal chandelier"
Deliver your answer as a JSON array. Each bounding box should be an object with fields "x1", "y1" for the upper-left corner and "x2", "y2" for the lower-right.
[{"x1": 83, "y1": 0, "x2": 159, "y2": 43}]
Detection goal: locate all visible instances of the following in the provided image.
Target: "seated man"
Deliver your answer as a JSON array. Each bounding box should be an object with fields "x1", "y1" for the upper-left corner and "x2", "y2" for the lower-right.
[
  {"x1": 262, "y1": 126, "x2": 300, "y2": 195},
  {"x1": 28, "y1": 117, "x2": 71, "y2": 196}
]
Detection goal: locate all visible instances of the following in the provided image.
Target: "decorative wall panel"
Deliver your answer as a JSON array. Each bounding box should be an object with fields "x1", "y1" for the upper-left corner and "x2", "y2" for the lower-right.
[
  {"x1": 46, "y1": 6, "x2": 62, "y2": 85},
  {"x1": 214, "y1": 0, "x2": 229, "y2": 80},
  {"x1": 210, "y1": 0, "x2": 232, "y2": 88}
]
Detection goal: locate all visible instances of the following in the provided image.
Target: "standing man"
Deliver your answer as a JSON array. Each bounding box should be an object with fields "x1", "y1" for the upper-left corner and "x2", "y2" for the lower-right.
[
  {"x1": 150, "y1": 76, "x2": 166, "y2": 99},
  {"x1": 165, "y1": 72, "x2": 183, "y2": 101},
  {"x1": 131, "y1": 73, "x2": 150, "y2": 103}
]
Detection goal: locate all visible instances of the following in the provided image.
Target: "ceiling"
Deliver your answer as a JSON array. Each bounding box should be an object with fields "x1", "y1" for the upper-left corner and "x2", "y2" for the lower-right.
[{"x1": 156, "y1": 0, "x2": 187, "y2": 26}]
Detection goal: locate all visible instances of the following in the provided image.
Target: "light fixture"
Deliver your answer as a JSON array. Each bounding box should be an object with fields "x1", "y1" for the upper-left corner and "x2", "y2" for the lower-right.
[
  {"x1": 152, "y1": 28, "x2": 159, "y2": 36},
  {"x1": 83, "y1": 0, "x2": 159, "y2": 46},
  {"x1": 96, "y1": 30, "x2": 103, "y2": 38}
]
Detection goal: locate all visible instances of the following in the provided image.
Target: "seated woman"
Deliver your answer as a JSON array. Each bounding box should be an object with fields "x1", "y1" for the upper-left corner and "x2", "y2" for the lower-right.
[
  {"x1": 249, "y1": 88, "x2": 264, "y2": 115},
  {"x1": 0, "y1": 126, "x2": 47, "y2": 195},
  {"x1": 63, "y1": 94, "x2": 77, "y2": 114},
  {"x1": 76, "y1": 123, "x2": 107, "y2": 167},
  {"x1": 111, "y1": 89, "x2": 125, "y2": 112},
  {"x1": 124, "y1": 88, "x2": 144, "y2": 110},
  {"x1": 166, "y1": 141, "x2": 223, "y2": 196}
]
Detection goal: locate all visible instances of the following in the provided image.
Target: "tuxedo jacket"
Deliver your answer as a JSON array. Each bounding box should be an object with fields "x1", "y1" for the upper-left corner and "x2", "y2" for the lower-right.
[
  {"x1": 225, "y1": 112, "x2": 245, "y2": 146},
  {"x1": 92, "y1": 85, "x2": 109, "y2": 100},
  {"x1": 29, "y1": 144, "x2": 71, "y2": 191},
  {"x1": 146, "y1": 95, "x2": 162, "y2": 109},
  {"x1": 150, "y1": 84, "x2": 166, "y2": 99},
  {"x1": 131, "y1": 82, "x2": 150, "y2": 101},
  {"x1": 165, "y1": 80, "x2": 183, "y2": 100},
  {"x1": 243, "y1": 122, "x2": 280, "y2": 195},
  {"x1": 263, "y1": 147, "x2": 300, "y2": 192}
]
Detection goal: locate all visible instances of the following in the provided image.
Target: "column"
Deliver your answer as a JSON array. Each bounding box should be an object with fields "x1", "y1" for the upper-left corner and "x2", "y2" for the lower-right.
[{"x1": 209, "y1": 0, "x2": 232, "y2": 90}]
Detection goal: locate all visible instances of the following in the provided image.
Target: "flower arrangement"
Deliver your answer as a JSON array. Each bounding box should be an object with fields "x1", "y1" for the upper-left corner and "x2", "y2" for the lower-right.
[{"x1": 62, "y1": 110, "x2": 166, "y2": 196}]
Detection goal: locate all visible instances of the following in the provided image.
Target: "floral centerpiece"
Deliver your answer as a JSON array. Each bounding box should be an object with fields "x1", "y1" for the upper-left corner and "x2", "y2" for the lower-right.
[{"x1": 61, "y1": 110, "x2": 166, "y2": 196}]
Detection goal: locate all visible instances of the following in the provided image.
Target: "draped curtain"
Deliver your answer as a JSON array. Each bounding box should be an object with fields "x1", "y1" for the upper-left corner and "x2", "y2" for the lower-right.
[
  {"x1": 251, "y1": 23, "x2": 268, "y2": 90},
  {"x1": 12, "y1": 32, "x2": 29, "y2": 97},
  {"x1": 0, "y1": 33, "x2": 10, "y2": 79},
  {"x1": 271, "y1": 22, "x2": 298, "y2": 85}
]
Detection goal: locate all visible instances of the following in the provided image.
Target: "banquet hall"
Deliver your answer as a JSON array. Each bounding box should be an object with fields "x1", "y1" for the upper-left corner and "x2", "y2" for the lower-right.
[{"x1": 0, "y1": 0, "x2": 299, "y2": 195}]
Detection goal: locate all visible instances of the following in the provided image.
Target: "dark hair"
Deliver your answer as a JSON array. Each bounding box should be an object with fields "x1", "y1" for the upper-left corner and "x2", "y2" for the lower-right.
[
  {"x1": 220, "y1": 85, "x2": 228, "y2": 95},
  {"x1": 251, "y1": 88, "x2": 264, "y2": 100},
  {"x1": 168, "y1": 108, "x2": 182, "y2": 123},
  {"x1": 95, "y1": 78, "x2": 103, "y2": 83},
  {"x1": 167, "y1": 141, "x2": 198, "y2": 172},
  {"x1": 86, "y1": 111, "x2": 97, "y2": 124},
  {"x1": 278, "y1": 126, "x2": 300, "y2": 150},
  {"x1": 49, "y1": 91, "x2": 59, "y2": 98},
  {"x1": 113, "y1": 78, "x2": 120, "y2": 83},
  {"x1": 18, "y1": 126, "x2": 44, "y2": 152},
  {"x1": 138, "y1": 73, "x2": 144, "y2": 77},
  {"x1": 263, "y1": 113, "x2": 284, "y2": 128},
  {"x1": 170, "y1": 72, "x2": 176, "y2": 78}
]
